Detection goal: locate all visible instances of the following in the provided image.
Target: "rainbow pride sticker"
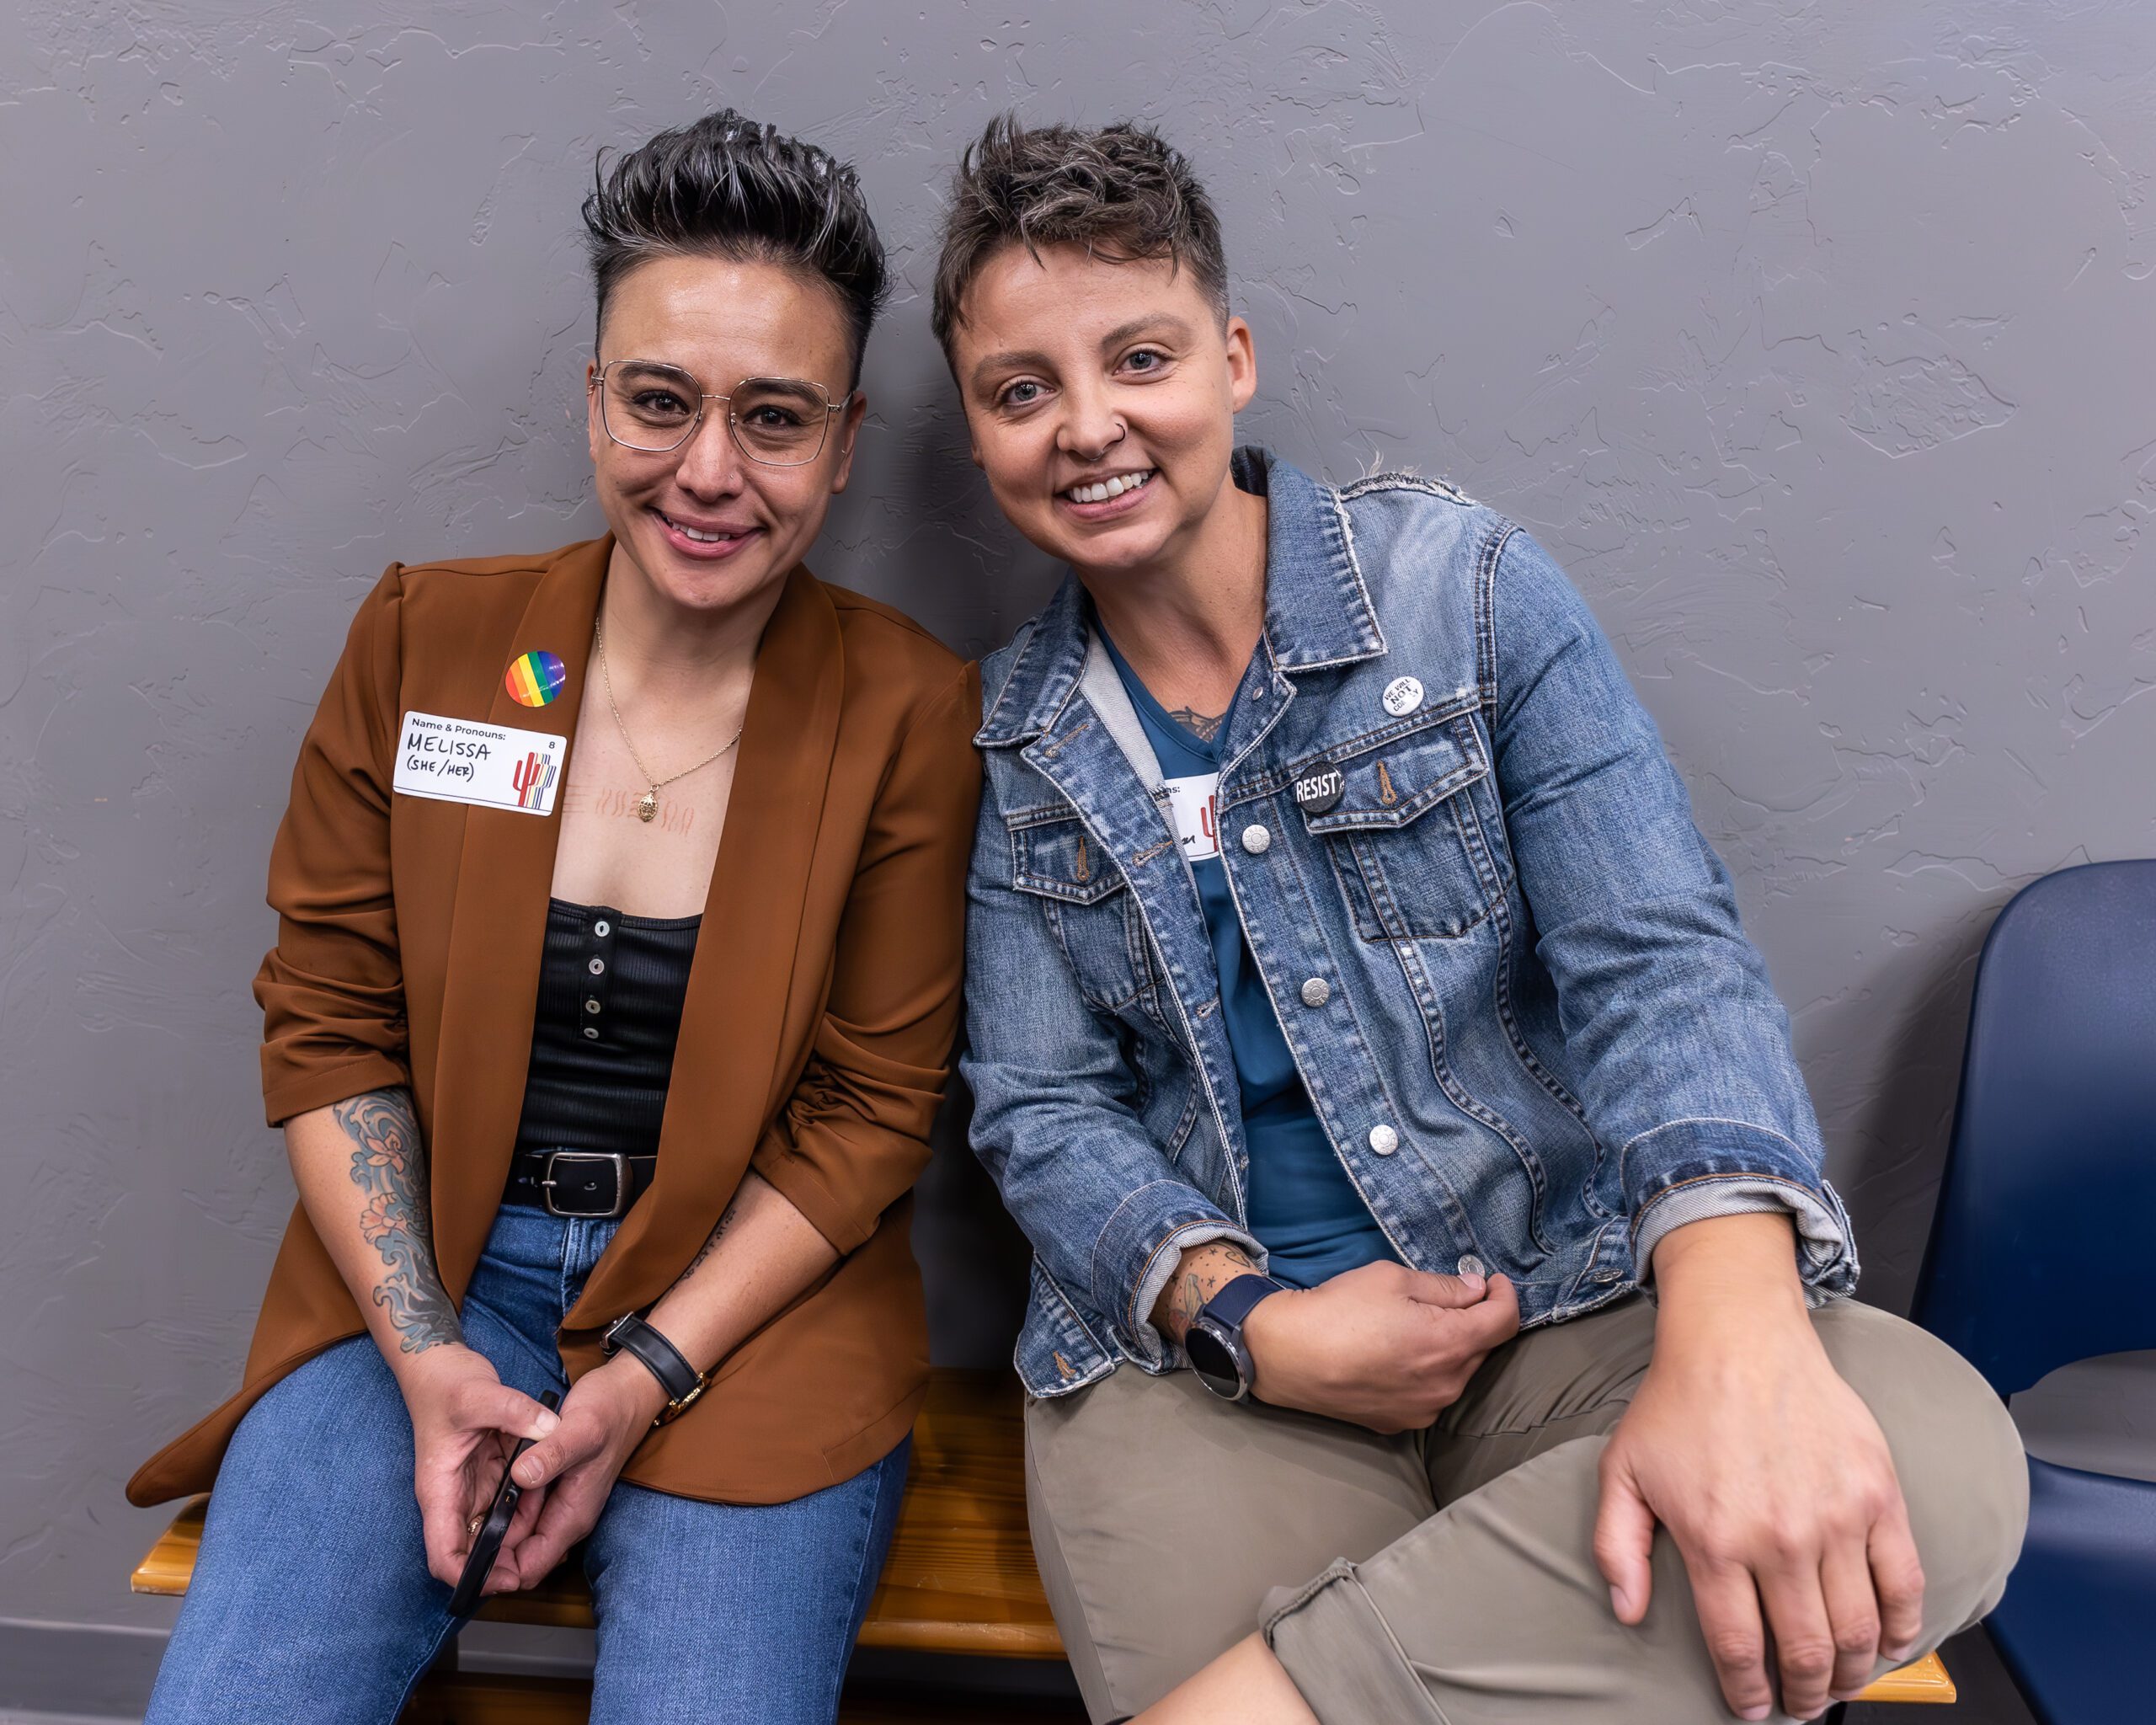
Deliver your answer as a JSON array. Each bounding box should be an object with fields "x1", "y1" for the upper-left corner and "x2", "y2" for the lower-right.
[{"x1": 504, "y1": 649, "x2": 568, "y2": 708}]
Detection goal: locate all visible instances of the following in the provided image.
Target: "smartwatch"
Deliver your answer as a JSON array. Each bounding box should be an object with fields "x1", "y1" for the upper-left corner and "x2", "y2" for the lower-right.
[
  {"x1": 602, "y1": 1311, "x2": 711, "y2": 1425},
  {"x1": 1183, "y1": 1273, "x2": 1285, "y2": 1402}
]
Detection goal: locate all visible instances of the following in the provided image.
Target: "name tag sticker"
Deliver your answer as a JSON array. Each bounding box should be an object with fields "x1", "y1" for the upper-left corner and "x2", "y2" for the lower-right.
[
  {"x1": 393, "y1": 710, "x2": 564, "y2": 816},
  {"x1": 1164, "y1": 772, "x2": 1221, "y2": 862}
]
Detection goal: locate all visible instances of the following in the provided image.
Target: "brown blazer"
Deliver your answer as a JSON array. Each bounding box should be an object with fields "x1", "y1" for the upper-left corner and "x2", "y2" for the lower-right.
[{"x1": 127, "y1": 536, "x2": 980, "y2": 1508}]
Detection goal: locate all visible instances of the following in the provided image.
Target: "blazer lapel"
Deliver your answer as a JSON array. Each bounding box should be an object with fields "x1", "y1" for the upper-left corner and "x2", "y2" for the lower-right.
[
  {"x1": 566, "y1": 566, "x2": 846, "y2": 1327},
  {"x1": 430, "y1": 537, "x2": 608, "y2": 1296}
]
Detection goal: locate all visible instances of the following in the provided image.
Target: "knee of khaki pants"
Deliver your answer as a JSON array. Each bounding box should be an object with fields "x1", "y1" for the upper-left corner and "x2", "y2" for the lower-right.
[
  {"x1": 1813, "y1": 1300, "x2": 2030, "y2": 1637},
  {"x1": 1259, "y1": 1303, "x2": 2031, "y2": 1725},
  {"x1": 1026, "y1": 1368, "x2": 1434, "y2": 1722}
]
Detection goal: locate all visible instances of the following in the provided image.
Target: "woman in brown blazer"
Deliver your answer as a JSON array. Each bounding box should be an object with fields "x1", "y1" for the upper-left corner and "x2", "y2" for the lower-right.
[{"x1": 134, "y1": 110, "x2": 978, "y2": 1725}]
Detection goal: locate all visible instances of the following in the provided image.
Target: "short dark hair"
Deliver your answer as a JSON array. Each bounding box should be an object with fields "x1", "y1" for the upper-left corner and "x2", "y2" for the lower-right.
[
  {"x1": 582, "y1": 108, "x2": 889, "y2": 387},
  {"x1": 931, "y1": 115, "x2": 1229, "y2": 356}
]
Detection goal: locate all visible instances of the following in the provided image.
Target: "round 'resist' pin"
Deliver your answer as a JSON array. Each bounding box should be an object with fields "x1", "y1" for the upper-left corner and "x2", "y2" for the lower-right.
[
  {"x1": 1294, "y1": 761, "x2": 1346, "y2": 815},
  {"x1": 1382, "y1": 674, "x2": 1424, "y2": 717},
  {"x1": 505, "y1": 649, "x2": 568, "y2": 708}
]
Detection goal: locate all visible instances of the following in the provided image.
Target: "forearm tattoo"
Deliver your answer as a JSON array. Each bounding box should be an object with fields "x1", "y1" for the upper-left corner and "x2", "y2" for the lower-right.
[
  {"x1": 1156, "y1": 1243, "x2": 1260, "y2": 1343},
  {"x1": 1168, "y1": 707, "x2": 1225, "y2": 744},
  {"x1": 338, "y1": 1088, "x2": 462, "y2": 1354},
  {"x1": 684, "y1": 1192, "x2": 744, "y2": 1277}
]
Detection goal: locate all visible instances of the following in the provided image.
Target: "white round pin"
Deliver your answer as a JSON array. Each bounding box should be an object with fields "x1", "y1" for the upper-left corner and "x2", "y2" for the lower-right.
[{"x1": 1381, "y1": 675, "x2": 1424, "y2": 717}]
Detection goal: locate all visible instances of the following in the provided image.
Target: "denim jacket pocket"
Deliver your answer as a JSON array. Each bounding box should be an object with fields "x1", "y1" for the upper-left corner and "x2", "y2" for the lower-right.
[
  {"x1": 1301, "y1": 714, "x2": 1509, "y2": 942},
  {"x1": 1007, "y1": 811, "x2": 1150, "y2": 1012}
]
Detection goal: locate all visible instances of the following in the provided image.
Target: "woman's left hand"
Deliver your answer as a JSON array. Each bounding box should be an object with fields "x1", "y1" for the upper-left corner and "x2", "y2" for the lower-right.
[
  {"x1": 488, "y1": 1358, "x2": 669, "y2": 1590},
  {"x1": 1593, "y1": 1215, "x2": 1926, "y2": 1722}
]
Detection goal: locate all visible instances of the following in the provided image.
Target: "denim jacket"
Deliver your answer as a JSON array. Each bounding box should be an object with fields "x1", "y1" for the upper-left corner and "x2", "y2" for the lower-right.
[{"x1": 963, "y1": 449, "x2": 1855, "y2": 1399}]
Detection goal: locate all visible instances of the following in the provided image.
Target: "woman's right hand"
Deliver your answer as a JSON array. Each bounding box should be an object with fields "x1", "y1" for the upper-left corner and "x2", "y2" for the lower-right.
[
  {"x1": 1241, "y1": 1261, "x2": 1521, "y2": 1434},
  {"x1": 397, "y1": 1344, "x2": 562, "y2": 1591}
]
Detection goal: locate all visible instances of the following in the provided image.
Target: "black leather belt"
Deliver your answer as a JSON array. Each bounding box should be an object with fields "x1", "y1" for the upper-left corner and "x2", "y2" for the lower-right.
[{"x1": 504, "y1": 1149, "x2": 657, "y2": 1218}]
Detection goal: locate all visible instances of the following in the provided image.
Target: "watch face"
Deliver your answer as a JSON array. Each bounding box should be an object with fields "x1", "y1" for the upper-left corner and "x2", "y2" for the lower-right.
[{"x1": 1185, "y1": 1321, "x2": 1246, "y2": 1400}]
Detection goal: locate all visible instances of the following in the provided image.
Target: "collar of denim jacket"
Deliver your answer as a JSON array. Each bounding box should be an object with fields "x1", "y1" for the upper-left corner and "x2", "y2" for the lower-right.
[
  {"x1": 1234, "y1": 446, "x2": 1388, "y2": 673},
  {"x1": 977, "y1": 446, "x2": 1387, "y2": 746}
]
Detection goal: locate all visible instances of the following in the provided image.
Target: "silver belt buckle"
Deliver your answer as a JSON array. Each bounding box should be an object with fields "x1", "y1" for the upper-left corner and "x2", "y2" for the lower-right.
[{"x1": 540, "y1": 1151, "x2": 632, "y2": 1218}]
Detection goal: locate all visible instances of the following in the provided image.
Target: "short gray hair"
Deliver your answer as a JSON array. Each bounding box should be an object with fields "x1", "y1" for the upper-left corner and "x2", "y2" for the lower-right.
[{"x1": 931, "y1": 115, "x2": 1229, "y2": 356}]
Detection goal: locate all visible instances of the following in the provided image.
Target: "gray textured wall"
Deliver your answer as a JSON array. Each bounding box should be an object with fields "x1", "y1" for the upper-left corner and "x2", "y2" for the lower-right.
[{"x1": 3, "y1": 0, "x2": 2152, "y2": 1678}]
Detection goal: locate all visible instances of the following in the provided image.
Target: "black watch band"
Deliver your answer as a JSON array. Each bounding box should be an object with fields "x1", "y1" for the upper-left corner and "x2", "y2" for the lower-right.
[
  {"x1": 1184, "y1": 1273, "x2": 1284, "y2": 1403},
  {"x1": 602, "y1": 1312, "x2": 708, "y2": 1423}
]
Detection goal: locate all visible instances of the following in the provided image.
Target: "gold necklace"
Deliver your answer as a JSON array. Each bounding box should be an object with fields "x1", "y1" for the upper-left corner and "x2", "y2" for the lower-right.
[{"x1": 594, "y1": 617, "x2": 744, "y2": 824}]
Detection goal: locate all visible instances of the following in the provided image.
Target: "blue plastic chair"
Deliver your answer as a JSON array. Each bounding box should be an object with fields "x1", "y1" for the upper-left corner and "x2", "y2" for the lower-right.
[{"x1": 1914, "y1": 858, "x2": 2156, "y2": 1724}]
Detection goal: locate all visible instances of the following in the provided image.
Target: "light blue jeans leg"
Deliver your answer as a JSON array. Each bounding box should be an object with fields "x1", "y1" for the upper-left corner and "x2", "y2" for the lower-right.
[
  {"x1": 142, "y1": 1332, "x2": 469, "y2": 1725},
  {"x1": 146, "y1": 1200, "x2": 910, "y2": 1724},
  {"x1": 583, "y1": 1439, "x2": 910, "y2": 1725},
  {"x1": 143, "y1": 1206, "x2": 583, "y2": 1724}
]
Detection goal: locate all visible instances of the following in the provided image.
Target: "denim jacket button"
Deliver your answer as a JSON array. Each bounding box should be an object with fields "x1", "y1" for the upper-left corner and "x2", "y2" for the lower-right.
[
  {"x1": 1299, "y1": 977, "x2": 1331, "y2": 1007},
  {"x1": 1241, "y1": 823, "x2": 1272, "y2": 855},
  {"x1": 1368, "y1": 1123, "x2": 1399, "y2": 1155},
  {"x1": 1457, "y1": 1254, "x2": 1486, "y2": 1279}
]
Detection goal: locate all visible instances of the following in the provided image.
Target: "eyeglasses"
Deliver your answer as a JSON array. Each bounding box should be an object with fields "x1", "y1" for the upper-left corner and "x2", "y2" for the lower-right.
[{"x1": 594, "y1": 360, "x2": 849, "y2": 467}]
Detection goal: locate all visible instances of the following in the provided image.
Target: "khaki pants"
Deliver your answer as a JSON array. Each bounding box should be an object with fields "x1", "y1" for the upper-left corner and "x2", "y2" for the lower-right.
[{"x1": 1024, "y1": 1297, "x2": 2027, "y2": 1724}]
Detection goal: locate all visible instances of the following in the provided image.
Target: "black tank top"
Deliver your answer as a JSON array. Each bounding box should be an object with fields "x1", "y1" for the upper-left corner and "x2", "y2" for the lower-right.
[{"x1": 511, "y1": 898, "x2": 701, "y2": 1160}]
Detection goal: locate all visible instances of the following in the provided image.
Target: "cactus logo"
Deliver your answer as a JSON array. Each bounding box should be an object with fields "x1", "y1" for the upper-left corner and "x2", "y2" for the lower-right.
[{"x1": 512, "y1": 750, "x2": 558, "y2": 810}]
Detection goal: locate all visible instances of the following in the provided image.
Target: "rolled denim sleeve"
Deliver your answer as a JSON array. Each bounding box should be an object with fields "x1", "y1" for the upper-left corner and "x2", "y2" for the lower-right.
[
  {"x1": 960, "y1": 788, "x2": 1261, "y2": 1368},
  {"x1": 1489, "y1": 527, "x2": 1856, "y2": 1297},
  {"x1": 1630, "y1": 1172, "x2": 1852, "y2": 1303}
]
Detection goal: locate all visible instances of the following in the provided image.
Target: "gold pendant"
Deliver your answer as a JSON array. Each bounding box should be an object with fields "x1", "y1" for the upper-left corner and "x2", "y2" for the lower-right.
[{"x1": 637, "y1": 790, "x2": 658, "y2": 824}]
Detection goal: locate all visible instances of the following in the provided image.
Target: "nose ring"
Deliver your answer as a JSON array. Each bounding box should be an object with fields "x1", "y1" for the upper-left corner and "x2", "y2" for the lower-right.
[{"x1": 1075, "y1": 420, "x2": 1126, "y2": 461}]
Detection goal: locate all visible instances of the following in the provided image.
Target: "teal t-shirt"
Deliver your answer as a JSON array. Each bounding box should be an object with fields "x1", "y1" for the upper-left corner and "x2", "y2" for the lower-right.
[{"x1": 1095, "y1": 619, "x2": 1399, "y2": 1288}]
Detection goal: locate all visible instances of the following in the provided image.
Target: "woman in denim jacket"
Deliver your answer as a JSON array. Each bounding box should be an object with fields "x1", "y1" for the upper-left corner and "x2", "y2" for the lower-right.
[{"x1": 937, "y1": 117, "x2": 2025, "y2": 1725}]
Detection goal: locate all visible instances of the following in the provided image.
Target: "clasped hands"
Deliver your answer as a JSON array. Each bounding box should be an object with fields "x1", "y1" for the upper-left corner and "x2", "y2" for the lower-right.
[
  {"x1": 1237, "y1": 1258, "x2": 1521, "y2": 1433},
  {"x1": 1220, "y1": 1214, "x2": 1924, "y2": 1722},
  {"x1": 398, "y1": 1343, "x2": 669, "y2": 1603}
]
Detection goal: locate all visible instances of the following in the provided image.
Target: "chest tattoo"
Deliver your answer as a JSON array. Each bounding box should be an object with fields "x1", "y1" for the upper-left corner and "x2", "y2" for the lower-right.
[
  {"x1": 561, "y1": 784, "x2": 700, "y2": 834},
  {"x1": 1168, "y1": 707, "x2": 1225, "y2": 744}
]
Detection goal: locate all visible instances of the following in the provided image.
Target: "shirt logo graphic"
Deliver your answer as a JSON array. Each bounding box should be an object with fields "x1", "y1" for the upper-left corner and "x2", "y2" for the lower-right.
[{"x1": 1164, "y1": 773, "x2": 1221, "y2": 862}]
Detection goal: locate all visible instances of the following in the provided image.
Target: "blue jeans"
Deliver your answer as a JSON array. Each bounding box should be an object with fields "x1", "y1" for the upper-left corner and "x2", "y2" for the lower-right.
[{"x1": 147, "y1": 1204, "x2": 910, "y2": 1725}]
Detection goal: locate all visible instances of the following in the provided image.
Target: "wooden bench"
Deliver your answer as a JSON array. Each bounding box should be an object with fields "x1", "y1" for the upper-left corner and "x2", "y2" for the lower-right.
[{"x1": 132, "y1": 1367, "x2": 1954, "y2": 1717}]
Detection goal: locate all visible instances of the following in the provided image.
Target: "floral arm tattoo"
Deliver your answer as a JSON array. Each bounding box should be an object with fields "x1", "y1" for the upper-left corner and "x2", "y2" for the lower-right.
[{"x1": 337, "y1": 1088, "x2": 462, "y2": 1354}]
